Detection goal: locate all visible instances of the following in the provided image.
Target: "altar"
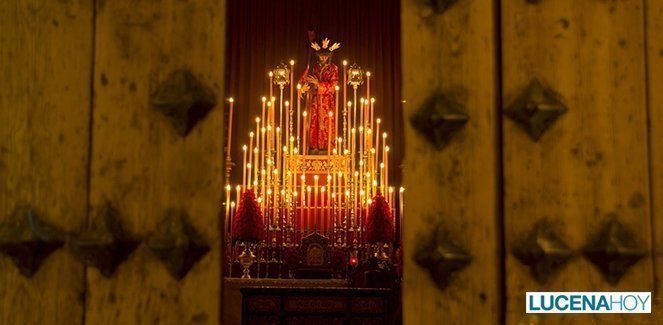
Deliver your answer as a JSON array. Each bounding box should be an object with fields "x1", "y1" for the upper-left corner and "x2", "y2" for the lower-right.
[{"x1": 222, "y1": 37, "x2": 404, "y2": 303}]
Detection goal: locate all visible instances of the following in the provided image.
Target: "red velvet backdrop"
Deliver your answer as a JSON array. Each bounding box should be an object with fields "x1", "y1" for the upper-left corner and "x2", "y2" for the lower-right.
[{"x1": 225, "y1": 0, "x2": 402, "y2": 185}]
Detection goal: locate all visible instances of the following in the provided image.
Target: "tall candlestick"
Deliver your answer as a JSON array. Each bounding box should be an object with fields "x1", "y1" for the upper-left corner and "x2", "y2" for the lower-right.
[
  {"x1": 284, "y1": 101, "x2": 290, "y2": 152},
  {"x1": 359, "y1": 98, "x2": 365, "y2": 155},
  {"x1": 289, "y1": 59, "x2": 295, "y2": 122},
  {"x1": 279, "y1": 86, "x2": 284, "y2": 144},
  {"x1": 396, "y1": 186, "x2": 405, "y2": 237},
  {"x1": 242, "y1": 145, "x2": 247, "y2": 189},
  {"x1": 229, "y1": 201, "x2": 235, "y2": 235},
  {"x1": 347, "y1": 101, "x2": 353, "y2": 152},
  {"x1": 306, "y1": 186, "x2": 312, "y2": 233},
  {"x1": 253, "y1": 147, "x2": 259, "y2": 190},
  {"x1": 300, "y1": 175, "x2": 306, "y2": 231},
  {"x1": 370, "y1": 98, "x2": 375, "y2": 133},
  {"x1": 314, "y1": 175, "x2": 319, "y2": 230},
  {"x1": 366, "y1": 72, "x2": 371, "y2": 107},
  {"x1": 385, "y1": 145, "x2": 390, "y2": 191},
  {"x1": 327, "y1": 111, "x2": 333, "y2": 157},
  {"x1": 225, "y1": 184, "x2": 231, "y2": 224},
  {"x1": 248, "y1": 131, "x2": 254, "y2": 170},
  {"x1": 342, "y1": 60, "x2": 348, "y2": 112},
  {"x1": 335, "y1": 85, "x2": 339, "y2": 140},
  {"x1": 226, "y1": 98, "x2": 235, "y2": 159},
  {"x1": 235, "y1": 185, "x2": 241, "y2": 210},
  {"x1": 321, "y1": 185, "x2": 326, "y2": 233},
  {"x1": 269, "y1": 71, "x2": 273, "y2": 99},
  {"x1": 302, "y1": 111, "x2": 308, "y2": 155},
  {"x1": 296, "y1": 84, "x2": 302, "y2": 148}
]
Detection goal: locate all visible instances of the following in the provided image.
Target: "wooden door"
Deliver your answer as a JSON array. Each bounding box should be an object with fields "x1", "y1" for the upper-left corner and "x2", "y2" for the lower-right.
[
  {"x1": 401, "y1": 0, "x2": 502, "y2": 323},
  {"x1": 0, "y1": 0, "x2": 226, "y2": 324},
  {"x1": 2, "y1": 0, "x2": 662, "y2": 324},
  {"x1": 0, "y1": 0, "x2": 93, "y2": 323},
  {"x1": 402, "y1": 0, "x2": 659, "y2": 324}
]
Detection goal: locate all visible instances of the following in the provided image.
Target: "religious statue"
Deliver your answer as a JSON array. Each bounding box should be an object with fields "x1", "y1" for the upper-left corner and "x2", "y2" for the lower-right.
[{"x1": 300, "y1": 37, "x2": 340, "y2": 154}]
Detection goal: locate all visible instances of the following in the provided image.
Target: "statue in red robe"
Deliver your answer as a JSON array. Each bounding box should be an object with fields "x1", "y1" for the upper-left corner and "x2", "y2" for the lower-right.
[{"x1": 300, "y1": 38, "x2": 340, "y2": 154}]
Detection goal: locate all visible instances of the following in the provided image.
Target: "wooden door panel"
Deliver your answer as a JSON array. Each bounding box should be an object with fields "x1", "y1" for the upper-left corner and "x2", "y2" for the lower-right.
[
  {"x1": 86, "y1": 0, "x2": 225, "y2": 324},
  {"x1": 501, "y1": 0, "x2": 653, "y2": 323},
  {"x1": 646, "y1": 0, "x2": 663, "y2": 318},
  {"x1": 401, "y1": 0, "x2": 501, "y2": 323},
  {"x1": 0, "y1": 0, "x2": 93, "y2": 324}
]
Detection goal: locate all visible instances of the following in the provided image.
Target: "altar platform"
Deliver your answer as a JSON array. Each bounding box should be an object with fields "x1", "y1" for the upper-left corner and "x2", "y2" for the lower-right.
[{"x1": 223, "y1": 279, "x2": 394, "y2": 325}]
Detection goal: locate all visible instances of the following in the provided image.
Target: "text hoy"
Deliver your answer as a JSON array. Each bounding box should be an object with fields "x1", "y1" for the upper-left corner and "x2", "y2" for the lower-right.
[{"x1": 526, "y1": 292, "x2": 651, "y2": 314}]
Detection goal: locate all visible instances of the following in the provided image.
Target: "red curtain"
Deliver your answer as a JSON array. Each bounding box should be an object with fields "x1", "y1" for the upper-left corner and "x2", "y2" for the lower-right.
[{"x1": 225, "y1": 0, "x2": 402, "y2": 184}]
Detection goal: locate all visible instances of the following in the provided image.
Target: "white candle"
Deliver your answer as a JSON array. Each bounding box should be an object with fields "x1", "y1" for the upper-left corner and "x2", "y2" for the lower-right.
[{"x1": 242, "y1": 145, "x2": 247, "y2": 189}]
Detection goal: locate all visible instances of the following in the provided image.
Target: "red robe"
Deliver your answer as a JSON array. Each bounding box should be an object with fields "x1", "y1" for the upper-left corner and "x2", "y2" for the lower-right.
[{"x1": 302, "y1": 63, "x2": 338, "y2": 151}]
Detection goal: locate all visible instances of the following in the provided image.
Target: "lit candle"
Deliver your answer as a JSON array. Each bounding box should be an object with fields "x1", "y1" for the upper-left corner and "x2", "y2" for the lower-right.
[
  {"x1": 296, "y1": 84, "x2": 301, "y2": 147},
  {"x1": 302, "y1": 111, "x2": 308, "y2": 155},
  {"x1": 235, "y1": 185, "x2": 241, "y2": 210},
  {"x1": 229, "y1": 201, "x2": 235, "y2": 234},
  {"x1": 375, "y1": 118, "x2": 381, "y2": 173},
  {"x1": 327, "y1": 174, "x2": 332, "y2": 231},
  {"x1": 380, "y1": 162, "x2": 385, "y2": 193},
  {"x1": 269, "y1": 71, "x2": 273, "y2": 99},
  {"x1": 385, "y1": 145, "x2": 390, "y2": 190},
  {"x1": 360, "y1": 98, "x2": 365, "y2": 154},
  {"x1": 225, "y1": 184, "x2": 231, "y2": 225},
  {"x1": 399, "y1": 187, "x2": 405, "y2": 235},
  {"x1": 306, "y1": 186, "x2": 312, "y2": 233},
  {"x1": 327, "y1": 111, "x2": 333, "y2": 158},
  {"x1": 342, "y1": 60, "x2": 348, "y2": 115},
  {"x1": 300, "y1": 175, "x2": 306, "y2": 227},
  {"x1": 276, "y1": 127, "x2": 281, "y2": 178},
  {"x1": 370, "y1": 98, "x2": 376, "y2": 133},
  {"x1": 284, "y1": 101, "x2": 290, "y2": 151},
  {"x1": 226, "y1": 98, "x2": 235, "y2": 160},
  {"x1": 289, "y1": 59, "x2": 295, "y2": 121},
  {"x1": 366, "y1": 71, "x2": 371, "y2": 108},
  {"x1": 261, "y1": 97, "x2": 267, "y2": 133},
  {"x1": 347, "y1": 101, "x2": 353, "y2": 152},
  {"x1": 248, "y1": 131, "x2": 254, "y2": 170},
  {"x1": 253, "y1": 147, "x2": 259, "y2": 190},
  {"x1": 335, "y1": 85, "x2": 340, "y2": 140},
  {"x1": 351, "y1": 128, "x2": 356, "y2": 169},
  {"x1": 246, "y1": 163, "x2": 252, "y2": 190},
  {"x1": 242, "y1": 145, "x2": 247, "y2": 189},
  {"x1": 314, "y1": 175, "x2": 319, "y2": 229},
  {"x1": 321, "y1": 185, "x2": 326, "y2": 232}
]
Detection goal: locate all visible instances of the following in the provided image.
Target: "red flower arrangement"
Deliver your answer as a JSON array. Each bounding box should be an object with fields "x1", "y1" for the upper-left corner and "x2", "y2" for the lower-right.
[
  {"x1": 365, "y1": 192, "x2": 395, "y2": 244},
  {"x1": 231, "y1": 189, "x2": 265, "y2": 242}
]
